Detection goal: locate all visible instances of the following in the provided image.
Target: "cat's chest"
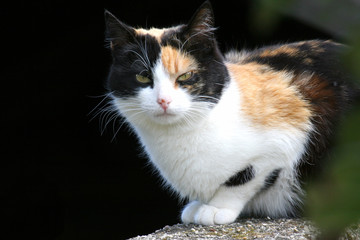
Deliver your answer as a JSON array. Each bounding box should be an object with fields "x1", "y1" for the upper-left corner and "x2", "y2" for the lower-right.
[
  {"x1": 134, "y1": 112, "x2": 257, "y2": 201},
  {"x1": 140, "y1": 122, "x2": 223, "y2": 166},
  {"x1": 140, "y1": 126, "x2": 227, "y2": 200}
]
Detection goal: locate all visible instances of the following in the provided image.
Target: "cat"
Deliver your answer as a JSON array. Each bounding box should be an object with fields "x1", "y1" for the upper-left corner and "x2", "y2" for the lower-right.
[{"x1": 103, "y1": 1, "x2": 359, "y2": 225}]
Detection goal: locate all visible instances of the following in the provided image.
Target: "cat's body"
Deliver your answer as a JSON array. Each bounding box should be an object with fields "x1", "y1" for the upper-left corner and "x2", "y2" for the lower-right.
[{"x1": 104, "y1": 2, "x2": 358, "y2": 225}]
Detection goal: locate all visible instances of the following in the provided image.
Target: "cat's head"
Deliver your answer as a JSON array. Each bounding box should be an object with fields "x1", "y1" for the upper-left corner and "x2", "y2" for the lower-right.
[{"x1": 105, "y1": 1, "x2": 229, "y2": 127}]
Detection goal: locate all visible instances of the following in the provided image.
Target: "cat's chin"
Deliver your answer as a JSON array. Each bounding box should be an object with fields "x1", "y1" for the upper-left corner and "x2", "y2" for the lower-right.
[{"x1": 150, "y1": 112, "x2": 183, "y2": 125}]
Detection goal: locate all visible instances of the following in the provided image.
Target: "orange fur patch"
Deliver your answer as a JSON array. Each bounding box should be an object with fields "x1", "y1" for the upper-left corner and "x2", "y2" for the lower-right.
[
  {"x1": 161, "y1": 46, "x2": 198, "y2": 81},
  {"x1": 226, "y1": 63, "x2": 312, "y2": 129},
  {"x1": 259, "y1": 45, "x2": 299, "y2": 58}
]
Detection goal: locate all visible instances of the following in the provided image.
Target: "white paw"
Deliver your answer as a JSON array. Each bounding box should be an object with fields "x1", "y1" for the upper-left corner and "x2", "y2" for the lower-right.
[
  {"x1": 213, "y1": 208, "x2": 239, "y2": 225},
  {"x1": 181, "y1": 201, "x2": 202, "y2": 224},
  {"x1": 181, "y1": 202, "x2": 238, "y2": 225},
  {"x1": 194, "y1": 204, "x2": 219, "y2": 225}
]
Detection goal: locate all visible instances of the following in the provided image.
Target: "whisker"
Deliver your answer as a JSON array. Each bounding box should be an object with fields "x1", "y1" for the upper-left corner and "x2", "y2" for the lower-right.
[
  {"x1": 141, "y1": 37, "x2": 152, "y2": 68},
  {"x1": 213, "y1": 59, "x2": 225, "y2": 66},
  {"x1": 180, "y1": 28, "x2": 216, "y2": 52},
  {"x1": 111, "y1": 121, "x2": 124, "y2": 142},
  {"x1": 111, "y1": 116, "x2": 125, "y2": 140},
  {"x1": 91, "y1": 104, "x2": 115, "y2": 122},
  {"x1": 101, "y1": 112, "x2": 119, "y2": 135},
  {"x1": 194, "y1": 95, "x2": 220, "y2": 103},
  {"x1": 99, "y1": 109, "x2": 116, "y2": 134},
  {"x1": 124, "y1": 49, "x2": 149, "y2": 70},
  {"x1": 110, "y1": 109, "x2": 148, "y2": 142},
  {"x1": 88, "y1": 92, "x2": 140, "y2": 140},
  {"x1": 88, "y1": 92, "x2": 114, "y2": 116}
]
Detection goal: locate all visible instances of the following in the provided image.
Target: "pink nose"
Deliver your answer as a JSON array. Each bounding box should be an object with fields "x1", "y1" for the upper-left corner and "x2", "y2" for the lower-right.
[{"x1": 157, "y1": 98, "x2": 172, "y2": 111}]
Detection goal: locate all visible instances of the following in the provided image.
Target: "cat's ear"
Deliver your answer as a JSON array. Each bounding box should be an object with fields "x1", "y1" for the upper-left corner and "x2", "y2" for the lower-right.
[
  {"x1": 184, "y1": 1, "x2": 216, "y2": 42},
  {"x1": 104, "y1": 10, "x2": 135, "y2": 50}
]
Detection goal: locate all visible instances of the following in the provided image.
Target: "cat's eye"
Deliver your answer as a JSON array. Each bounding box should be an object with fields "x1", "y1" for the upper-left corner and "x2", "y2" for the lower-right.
[
  {"x1": 136, "y1": 74, "x2": 151, "y2": 84},
  {"x1": 177, "y1": 71, "x2": 194, "y2": 82}
]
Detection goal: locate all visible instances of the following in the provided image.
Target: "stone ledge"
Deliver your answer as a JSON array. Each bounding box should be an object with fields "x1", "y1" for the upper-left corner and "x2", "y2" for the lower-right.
[{"x1": 128, "y1": 218, "x2": 360, "y2": 240}]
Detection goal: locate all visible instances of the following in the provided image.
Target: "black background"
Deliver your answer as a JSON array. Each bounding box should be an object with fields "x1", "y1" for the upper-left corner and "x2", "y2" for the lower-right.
[{"x1": 3, "y1": 1, "x2": 334, "y2": 239}]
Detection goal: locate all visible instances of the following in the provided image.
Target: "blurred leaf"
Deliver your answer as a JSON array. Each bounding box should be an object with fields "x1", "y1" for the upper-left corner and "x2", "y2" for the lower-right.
[
  {"x1": 342, "y1": 30, "x2": 360, "y2": 80},
  {"x1": 283, "y1": 0, "x2": 360, "y2": 39},
  {"x1": 248, "y1": 0, "x2": 360, "y2": 237},
  {"x1": 306, "y1": 104, "x2": 360, "y2": 237},
  {"x1": 249, "y1": 0, "x2": 294, "y2": 36}
]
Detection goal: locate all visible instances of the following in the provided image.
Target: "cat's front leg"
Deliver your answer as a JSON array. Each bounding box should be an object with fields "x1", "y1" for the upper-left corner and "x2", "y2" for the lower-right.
[{"x1": 181, "y1": 166, "x2": 276, "y2": 225}]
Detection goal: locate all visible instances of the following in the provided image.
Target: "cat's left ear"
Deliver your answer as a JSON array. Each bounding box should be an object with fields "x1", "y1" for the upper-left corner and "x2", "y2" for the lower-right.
[
  {"x1": 104, "y1": 10, "x2": 135, "y2": 50},
  {"x1": 184, "y1": 1, "x2": 216, "y2": 42}
]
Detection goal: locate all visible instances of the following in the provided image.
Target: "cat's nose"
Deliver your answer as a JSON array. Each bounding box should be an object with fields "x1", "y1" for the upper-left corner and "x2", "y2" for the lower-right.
[{"x1": 157, "y1": 97, "x2": 172, "y2": 111}]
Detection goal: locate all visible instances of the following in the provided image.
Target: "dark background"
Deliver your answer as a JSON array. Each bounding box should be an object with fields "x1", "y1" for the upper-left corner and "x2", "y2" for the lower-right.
[{"x1": 3, "y1": 0, "x2": 337, "y2": 239}]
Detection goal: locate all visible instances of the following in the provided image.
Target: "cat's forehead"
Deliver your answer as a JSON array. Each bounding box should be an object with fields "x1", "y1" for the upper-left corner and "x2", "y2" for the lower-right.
[
  {"x1": 134, "y1": 26, "x2": 183, "y2": 43},
  {"x1": 134, "y1": 26, "x2": 198, "y2": 76},
  {"x1": 161, "y1": 45, "x2": 198, "y2": 77},
  {"x1": 135, "y1": 28, "x2": 166, "y2": 42}
]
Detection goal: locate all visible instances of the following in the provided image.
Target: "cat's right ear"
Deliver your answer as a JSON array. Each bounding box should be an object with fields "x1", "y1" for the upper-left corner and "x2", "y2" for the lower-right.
[
  {"x1": 184, "y1": 1, "x2": 216, "y2": 42},
  {"x1": 104, "y1": 10, "x2": 135, "y2": 50}
]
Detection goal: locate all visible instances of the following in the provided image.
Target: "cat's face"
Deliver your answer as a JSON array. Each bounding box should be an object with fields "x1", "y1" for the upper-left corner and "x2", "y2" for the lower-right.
[{"x1": 105, "y1": 2, "x2": 229, "y2": 126}]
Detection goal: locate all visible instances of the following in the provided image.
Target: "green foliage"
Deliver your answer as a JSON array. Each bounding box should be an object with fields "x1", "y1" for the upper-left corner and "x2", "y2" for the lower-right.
[
  {"x1": 249, "y1": 0, "x2": 294, "y2": 36},
  {"x1": 342, "y1": 30, "x2": 360, "y2": 80},
  {"x1": 249, "y1": 0, "x2": 360, "y2": 237},
  {"x1": 303, "y1": 1, "x2": 360, "y2": 236},
  {"x1": 306, "y1": 105, "x2": 360, "y2": 236}
]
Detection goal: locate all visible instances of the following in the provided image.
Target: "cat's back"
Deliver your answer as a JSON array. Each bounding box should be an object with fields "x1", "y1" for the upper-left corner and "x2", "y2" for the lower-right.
[
  {"x1": 225, "y1": 40, "x2": 353, "y2": 126},
  {"x1": 225, "y1": 40, "x2": 357, "y2": 178},
  {"x1": 225, "y1": 40, "x2": 344, "y2": 73}
]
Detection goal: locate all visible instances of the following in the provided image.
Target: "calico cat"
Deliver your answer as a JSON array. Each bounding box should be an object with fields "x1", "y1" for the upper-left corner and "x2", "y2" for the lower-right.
[{"x1": 103, "y1": 1, "x2": 358, "y2": 225}]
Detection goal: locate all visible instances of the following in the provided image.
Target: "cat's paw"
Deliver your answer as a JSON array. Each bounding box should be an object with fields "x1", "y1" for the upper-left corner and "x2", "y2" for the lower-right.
[
  {"x1": 195, "y1": 204, "x2": 238, "y2": 225},
  {"x1": 181, "y1": 201, "x2": 238, "y2": 225},
  {"x1": 212, "y1": 208, "x2": 239, "y2": 225},
  {"x1": 181, "y1": 201, "x2": 202, "y2": 224}
]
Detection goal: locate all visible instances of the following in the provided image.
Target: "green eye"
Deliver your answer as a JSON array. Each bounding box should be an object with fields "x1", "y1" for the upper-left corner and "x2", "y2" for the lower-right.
[
  {"x1": 177, "y1": 71, "x2": 194, "y2": 81},
  {"x1": 136, "y1": 74, "x2": 151, "y2": 84}
]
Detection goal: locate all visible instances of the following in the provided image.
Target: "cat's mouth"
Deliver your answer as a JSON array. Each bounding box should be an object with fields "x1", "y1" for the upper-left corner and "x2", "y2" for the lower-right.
[
  {"x1": 152, "y1": 111, "x2": 182, "y2": 124},
  {"x1": 155, "y1": 112, "x2": 176, "y2": 117}
]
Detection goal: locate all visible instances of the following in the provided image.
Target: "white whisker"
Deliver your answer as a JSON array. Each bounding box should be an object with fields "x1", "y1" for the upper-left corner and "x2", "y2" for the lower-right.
[
  {"x1": 194, "y1": 95, "x2": 220, "y2": 103},
  {"x1": 101, "y1": 112, "x2": 119, "y2": 135},
  {"x1": 213, "y1": 59, "x2": 225, "y2": 66},
  {"x1": 99, "y1": 109, "x2": 117, "y2": 134},
  {"x1": 88, "y1": 92, "x2": 114, "y2": 117},
  {"x1": 180, "y1": 27, "x2": 216, "y2": 52},
  {"x1": 125, "y1": 49, "x2": 150, "y2": 70},
  {"x1": 88, "y1": 92, "x2": 144, "y2": 140},
  {"x1": 111, "y1": 119, "x2": 126, "y2": 142},
  {"x1": 89, "y1": 104, "x2": 113, "y2": 123},
  {"x1": 141, "y1": 37, "x2": 152, "y2": 68}
]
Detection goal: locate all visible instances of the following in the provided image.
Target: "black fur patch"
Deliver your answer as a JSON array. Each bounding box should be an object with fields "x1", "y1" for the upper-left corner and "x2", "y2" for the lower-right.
[
  {"x1": 245, "y1": 41, "x2": 343, "y2": 75},
  {"x1": 261, "y1": 168, "x2": 282, "y2": 191},
  {"x1": 107, "y1": 34, "x2": 161, "y2": 98},
  {"x1": 105, "y1": 11, "x2": 161, "y2": 98},
  {"x1": 224, "y1": 165, "x2": 255, "y2": 187}
]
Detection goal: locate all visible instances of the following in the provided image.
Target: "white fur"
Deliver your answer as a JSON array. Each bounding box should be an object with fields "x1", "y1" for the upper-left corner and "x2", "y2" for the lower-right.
[{"x1": 112, "y1": 58, "x2": 311, "y2": 225}]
